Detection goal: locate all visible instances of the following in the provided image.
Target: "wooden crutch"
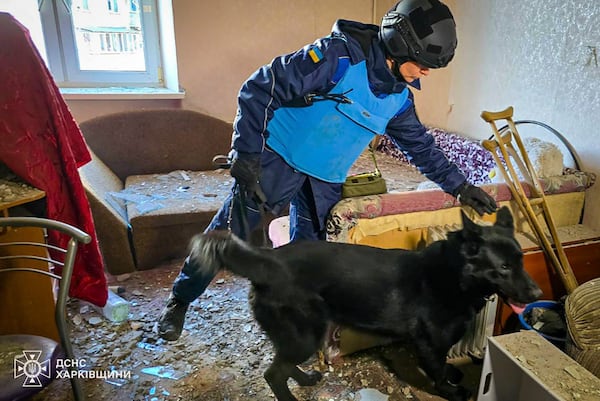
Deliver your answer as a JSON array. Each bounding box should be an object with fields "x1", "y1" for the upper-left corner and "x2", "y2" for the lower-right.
[{"x1": 481, "y1": 106, "x2": 579, "y2": 294}]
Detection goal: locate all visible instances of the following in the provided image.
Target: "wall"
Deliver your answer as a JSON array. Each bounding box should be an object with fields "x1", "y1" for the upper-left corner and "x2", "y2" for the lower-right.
[
  {"x1": 447, "y1": 0, "x2": 600, "y2": 228},
  {"x1": 176, "y1": 0, "x2": 369, "y2": 121},
  {"x1": 172, "y1": 0, "x2": 452, "y2": 126}
]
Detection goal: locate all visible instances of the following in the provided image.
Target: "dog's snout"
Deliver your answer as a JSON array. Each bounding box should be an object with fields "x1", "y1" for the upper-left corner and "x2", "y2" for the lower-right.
[
  {"x1": 527, "y1": 275, "x2": 544, "y2": 300},
  {"x1": 517, "y1": 272, "x2": 544, "y2": 302},
  {"x1": 531, "y1": 286, "x2": 543, "y2": 300}
]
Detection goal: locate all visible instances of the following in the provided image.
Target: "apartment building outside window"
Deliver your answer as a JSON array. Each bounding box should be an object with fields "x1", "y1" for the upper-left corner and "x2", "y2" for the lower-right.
[{"x1": 39, "y1": 0, "x2": 162, "y2": 87}]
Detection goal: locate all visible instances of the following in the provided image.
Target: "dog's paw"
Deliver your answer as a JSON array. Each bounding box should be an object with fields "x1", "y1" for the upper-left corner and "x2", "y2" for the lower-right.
[
  {"x1": 452, "y1": 386, "x2": 472, "y2": 401},
  {"x1": 443, "y1": 363, "x2": 464, "y2": 385},
  {"x1": 296, "y1": 369, "x2": 323, "y2": 386},
  {"x1": 436, "y1": 381, "x2": 472, "y2": 401}
]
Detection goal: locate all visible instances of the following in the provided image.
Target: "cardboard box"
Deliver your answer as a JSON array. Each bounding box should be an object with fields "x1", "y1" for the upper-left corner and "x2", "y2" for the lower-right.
[{"x1": 478, "y1": 331, "x2": 600, "y2": 401}]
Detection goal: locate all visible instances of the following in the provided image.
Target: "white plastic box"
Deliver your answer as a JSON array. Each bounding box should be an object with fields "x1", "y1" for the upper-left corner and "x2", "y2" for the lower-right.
[{"x1": 477, "y1": 331, "x2": 600, "y2": 401}]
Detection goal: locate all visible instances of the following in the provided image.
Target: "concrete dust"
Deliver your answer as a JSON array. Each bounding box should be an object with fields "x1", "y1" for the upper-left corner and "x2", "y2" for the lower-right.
[
  {"x1": 495, "y1": 332, "x2": 600, "y2": 401},
  {"x1": 349, "y1": 151, "x2": 428, "y2": 193}
]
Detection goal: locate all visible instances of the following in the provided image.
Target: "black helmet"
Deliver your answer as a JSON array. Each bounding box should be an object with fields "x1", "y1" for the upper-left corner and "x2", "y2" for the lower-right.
[{"x1": 380, "y1": 0, "x2": 457, "y2": 68}]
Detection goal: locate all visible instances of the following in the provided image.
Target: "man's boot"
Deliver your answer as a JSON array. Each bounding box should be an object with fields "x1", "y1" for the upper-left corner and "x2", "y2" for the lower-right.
[{"x1": 157, "y1": 294, "x2": 189, "y2": 341}]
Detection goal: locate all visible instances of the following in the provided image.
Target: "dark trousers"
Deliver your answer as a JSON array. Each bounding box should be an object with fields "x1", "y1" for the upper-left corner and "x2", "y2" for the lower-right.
[{"x1": 171, "y1": 148, "x2": 342, "y2": 303}]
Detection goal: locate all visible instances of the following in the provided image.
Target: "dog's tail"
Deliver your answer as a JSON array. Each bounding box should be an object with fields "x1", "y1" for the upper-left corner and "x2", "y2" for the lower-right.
[{"x1": 188, "y1": 230, "x2": 284, "y2": 285}]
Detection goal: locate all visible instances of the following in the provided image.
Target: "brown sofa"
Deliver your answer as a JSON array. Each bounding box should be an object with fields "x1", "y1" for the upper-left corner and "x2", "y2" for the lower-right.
[{"x1": 78, "y1": 109, "x2": 233, "y2": 275}]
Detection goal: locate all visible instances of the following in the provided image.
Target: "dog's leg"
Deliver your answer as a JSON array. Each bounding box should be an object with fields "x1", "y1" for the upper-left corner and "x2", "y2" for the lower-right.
[
  {"x1": 413, "y1": 340, "x2": 471, "y2": 401},
  {"x1": 265, "y1": 333, "x2": 324, "y2": 391},
  {"x1": 264, "y1": 356, "x2": 302, "y2": 401},
  {"x1": 444, "y1": 363, "x2": 464, "y2": 385},
  {"x1": 434, "y1": 380, "x2": 472, "y2": 401},
  {"x1": 263, "y1": 355, "x2": 322, "y2": 401},
  {"x1": 289, "y1": 365, "x2": 322, "y2": 386},
  {"x1": 281, "y1": 333, "x2": 324, "y2": 387},
  {"x1": 254, "y1": 294, "x2": 327, "y2": 398}
]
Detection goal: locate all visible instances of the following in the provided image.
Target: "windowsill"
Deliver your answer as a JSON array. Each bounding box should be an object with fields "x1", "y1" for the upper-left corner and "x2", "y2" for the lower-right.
[{"x1": 60, "y1": 87, "x2": 186, "y2": 100}]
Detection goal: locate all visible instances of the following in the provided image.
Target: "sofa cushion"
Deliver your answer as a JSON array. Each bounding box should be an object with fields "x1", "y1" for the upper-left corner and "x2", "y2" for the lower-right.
[
  {"x1": 124, "y1": 169, "x2": 232, "y2": 227},
  {"x1": 122, "y1": 169, "x2": 232, "y2": 269}
]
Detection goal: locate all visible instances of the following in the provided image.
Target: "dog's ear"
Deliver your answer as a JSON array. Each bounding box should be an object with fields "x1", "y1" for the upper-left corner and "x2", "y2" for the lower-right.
[
  {"x1": 459, "y1": 211, "x2": 482, "y2": 256},
  {"x1": 494, "y1": 206, "x2": 514, "y2": 230},
  {"x1": 460, "y1": 210, "x2": 483, "y2": 256},
  {"x1": 460, "y1": 210, "x2": 481, "y2": 234}
]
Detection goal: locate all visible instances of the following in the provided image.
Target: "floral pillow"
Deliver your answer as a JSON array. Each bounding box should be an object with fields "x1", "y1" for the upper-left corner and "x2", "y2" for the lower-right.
[{"x1": 379, "y1": 127, "x2": 496, "y2": 185}]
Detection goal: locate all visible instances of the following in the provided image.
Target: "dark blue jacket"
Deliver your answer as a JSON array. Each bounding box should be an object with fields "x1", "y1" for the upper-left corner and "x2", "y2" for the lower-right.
[{"x1": 232, "y1": 19, "x2": 466, "y2": 194}]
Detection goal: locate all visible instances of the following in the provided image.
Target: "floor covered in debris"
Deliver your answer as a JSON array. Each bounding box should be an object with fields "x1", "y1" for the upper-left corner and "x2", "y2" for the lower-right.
[{"x1": 30, "y1": 260, "x2": 483, "y2": 401}]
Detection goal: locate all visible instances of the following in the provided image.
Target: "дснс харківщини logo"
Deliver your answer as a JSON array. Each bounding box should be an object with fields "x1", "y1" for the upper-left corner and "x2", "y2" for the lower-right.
[{"x1": 14, "y1": 350, "x2": 51, "y2": 387}]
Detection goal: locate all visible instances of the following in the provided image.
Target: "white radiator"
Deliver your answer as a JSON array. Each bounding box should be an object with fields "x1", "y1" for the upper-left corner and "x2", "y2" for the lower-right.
[{"x1": 427, "y1": 224, "x2": 498, "y2": 360}]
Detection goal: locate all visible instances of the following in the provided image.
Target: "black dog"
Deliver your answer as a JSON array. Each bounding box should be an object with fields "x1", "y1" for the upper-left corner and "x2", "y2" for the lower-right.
[{"x1": 189, "y1": 206, "x2": 542, "y2": 401}]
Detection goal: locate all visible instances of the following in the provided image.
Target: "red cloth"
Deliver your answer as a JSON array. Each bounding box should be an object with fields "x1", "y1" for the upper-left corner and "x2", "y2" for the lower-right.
[{"x1": 0, "y1": 13, "x2": 107, "y2": 306}]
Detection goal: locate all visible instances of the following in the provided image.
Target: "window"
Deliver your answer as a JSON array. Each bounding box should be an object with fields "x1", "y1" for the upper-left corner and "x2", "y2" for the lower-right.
[
  {"x1": 107, "y1": 0, "x2": 119, "y2": 13},
  {"x1": 38, "y1": 0, "x2": 165, "y2": 88}
]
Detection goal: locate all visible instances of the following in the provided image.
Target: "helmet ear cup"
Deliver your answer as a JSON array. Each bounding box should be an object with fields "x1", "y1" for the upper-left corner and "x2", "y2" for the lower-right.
[{"x1": 381, "y1": 14, "x2": 410, "y2": 57}]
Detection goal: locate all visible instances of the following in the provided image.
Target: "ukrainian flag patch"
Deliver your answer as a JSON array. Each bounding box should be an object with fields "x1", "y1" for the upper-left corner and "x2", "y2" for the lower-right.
[{"x1": 308, "y1": 47, "x2": 323, "y2": 63}]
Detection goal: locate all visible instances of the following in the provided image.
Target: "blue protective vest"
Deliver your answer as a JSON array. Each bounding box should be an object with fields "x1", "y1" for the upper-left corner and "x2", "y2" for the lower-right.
[{"x1": 266, "y1": 60, "x2": 410, "y2": 183}]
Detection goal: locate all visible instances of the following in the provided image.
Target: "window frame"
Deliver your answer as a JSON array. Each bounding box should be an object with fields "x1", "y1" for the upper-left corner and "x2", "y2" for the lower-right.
[{"x1": 39, "y1": 0, "x2": 163, "y2": 88}]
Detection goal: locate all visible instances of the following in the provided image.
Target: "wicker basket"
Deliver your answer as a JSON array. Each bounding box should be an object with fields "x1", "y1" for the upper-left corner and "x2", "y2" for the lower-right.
[{"x1": 565, "y1": 277, "x2": 600, "y2": 378}]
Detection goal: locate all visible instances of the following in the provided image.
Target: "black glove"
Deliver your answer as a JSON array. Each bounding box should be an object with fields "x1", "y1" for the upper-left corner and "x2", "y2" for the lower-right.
[
  {"x1": 230, "y1": 151, "x2": 266, "y2": 203},
  {"x1": 455, "y1": 182, "x2": 497, "y2": 215}
]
